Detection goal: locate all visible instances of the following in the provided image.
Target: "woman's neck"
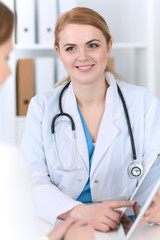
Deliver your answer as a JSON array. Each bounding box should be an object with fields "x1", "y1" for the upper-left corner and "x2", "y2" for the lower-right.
[{"x1": 72, "y1": 79, "x2": 109, "y2": 108}]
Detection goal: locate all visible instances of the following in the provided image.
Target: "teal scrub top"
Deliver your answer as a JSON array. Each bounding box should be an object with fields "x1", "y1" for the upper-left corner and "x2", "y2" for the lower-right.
[{"x1": 76, "y1": 105, "x2": 94, "y2": 203}]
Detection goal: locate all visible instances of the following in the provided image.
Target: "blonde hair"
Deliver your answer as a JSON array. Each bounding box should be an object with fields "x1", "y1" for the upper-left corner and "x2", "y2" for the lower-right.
[{"x1": 54, "y1": 7, "x2": 121, "y2": 87}]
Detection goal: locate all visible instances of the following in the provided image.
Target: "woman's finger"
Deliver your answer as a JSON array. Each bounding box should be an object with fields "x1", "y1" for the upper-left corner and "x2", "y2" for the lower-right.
[
  {"x1": 104, "y1": 208, "x2": 121, "y2": 224},
  {"x1": 105, "y1": 200, "x2": 136, "y2": 209},
  {"x1": 101, "y1": 215, "x2": 118, "y2": 230}
]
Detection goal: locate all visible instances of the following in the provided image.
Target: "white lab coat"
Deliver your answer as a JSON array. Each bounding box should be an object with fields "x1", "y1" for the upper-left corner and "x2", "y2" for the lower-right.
[
  {"x1": 0, "y1": 143, "x2": 40, "y2": 240},
  {"x1": 21, "y1": 73, "x2": 160, "y2": 225}
]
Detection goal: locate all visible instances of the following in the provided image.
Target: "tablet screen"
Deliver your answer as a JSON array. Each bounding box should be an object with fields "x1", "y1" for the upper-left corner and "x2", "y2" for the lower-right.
[{"x1": 120, "y1": 154, "x2": 160, "y2": 236}]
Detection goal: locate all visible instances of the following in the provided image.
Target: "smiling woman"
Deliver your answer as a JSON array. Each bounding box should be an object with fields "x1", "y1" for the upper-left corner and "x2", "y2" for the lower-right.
[
  {"x1": 21, "y1": 7, "x2": 160, "y2": 233},
  {"x1": 54, "y1": 7, "x2": 114, "y2": 87}
]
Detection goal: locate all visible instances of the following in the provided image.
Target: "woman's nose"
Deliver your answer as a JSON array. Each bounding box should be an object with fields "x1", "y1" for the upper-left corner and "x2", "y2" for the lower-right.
[{"x1": 77, "y1": 49, "x2": 89, "y2": 61}]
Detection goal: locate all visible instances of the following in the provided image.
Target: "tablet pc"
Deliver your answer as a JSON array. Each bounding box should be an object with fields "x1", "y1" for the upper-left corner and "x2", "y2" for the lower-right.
[{"x1": 118, "y1": 154, "x2": 160, "y2": 240}]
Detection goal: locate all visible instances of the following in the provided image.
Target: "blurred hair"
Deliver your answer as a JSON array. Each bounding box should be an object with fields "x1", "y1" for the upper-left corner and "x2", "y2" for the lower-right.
[{"x1": 0, "y1": 2, "x2": 14, "y2": 45}]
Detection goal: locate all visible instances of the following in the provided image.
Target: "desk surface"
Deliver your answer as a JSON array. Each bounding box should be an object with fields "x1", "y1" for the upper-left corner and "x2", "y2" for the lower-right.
[{"x1": 37, "y1": 218, "x2": 160, "y2": 240}]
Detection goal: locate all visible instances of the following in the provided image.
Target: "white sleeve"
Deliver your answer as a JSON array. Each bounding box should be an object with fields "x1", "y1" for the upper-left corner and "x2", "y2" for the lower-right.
[
  {"x1": 0, "y1": 144, "x2": 40, "y2": 240},
  {"x1": 21, "y1": 98, "x2": 81, "y2": 225}
]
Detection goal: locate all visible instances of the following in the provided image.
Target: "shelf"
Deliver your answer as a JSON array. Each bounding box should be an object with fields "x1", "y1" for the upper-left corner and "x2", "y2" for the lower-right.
[
  {"x1": 15, "y1": 116, "x2": 26, "y2": 121},
  {"x1": 112, "y1": 42, "x2": 147, "y2": 49},
  {"x1": 15, "y1": 44, "x2": 55, "y2": 51}
]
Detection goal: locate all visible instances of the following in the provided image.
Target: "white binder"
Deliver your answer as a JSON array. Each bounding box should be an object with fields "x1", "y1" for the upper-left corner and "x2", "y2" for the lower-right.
[
  {"x1": 59, "y1": 0, "x2": 77, "y2": 14},
  {"x1": 16, "y1": 0, "x2": 35, "y2": 44},
  {"x1": 37, "y1": 0, "x2": 57, "y2": 45},
  {"x1": 35, "y1": 57, "x2": 55, "y2": 94}
]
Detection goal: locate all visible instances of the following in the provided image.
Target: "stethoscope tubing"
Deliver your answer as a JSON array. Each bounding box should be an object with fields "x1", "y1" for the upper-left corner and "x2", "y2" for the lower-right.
[
  {"x1": 51, "y1": 112, "x2": 75, "y2": 134},
  {"x1": 117, "y1": 85, "x2": 137, "y2": 160},
  {"x1": 51, "y1": 81, "x2": 143, "y2": 177}
]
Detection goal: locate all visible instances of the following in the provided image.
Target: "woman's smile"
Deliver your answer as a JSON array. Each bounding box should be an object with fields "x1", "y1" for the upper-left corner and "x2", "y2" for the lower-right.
[{"x1": 75, "y1": 64, "x2": 95, "y2": 72}]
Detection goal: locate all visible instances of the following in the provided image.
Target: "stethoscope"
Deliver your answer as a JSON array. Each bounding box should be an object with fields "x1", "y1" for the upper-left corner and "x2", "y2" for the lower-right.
[{"x1": 51, "y1": 82, "x2": 143, "y2": 178}]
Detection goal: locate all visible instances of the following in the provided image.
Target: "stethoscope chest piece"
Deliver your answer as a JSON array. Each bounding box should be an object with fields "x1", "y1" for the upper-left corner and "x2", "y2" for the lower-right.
[{"x1": 128, "y1": 162, "x2": 143, "y2": 178}]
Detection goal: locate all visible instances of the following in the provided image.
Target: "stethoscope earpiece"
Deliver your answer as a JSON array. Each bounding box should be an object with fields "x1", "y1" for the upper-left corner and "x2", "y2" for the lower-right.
[{"x1": 128, "y1": 162, "x2": 143, "y2": 179}]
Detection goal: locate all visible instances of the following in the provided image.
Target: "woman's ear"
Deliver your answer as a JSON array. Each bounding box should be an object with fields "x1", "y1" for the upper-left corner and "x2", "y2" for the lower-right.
[
  {"x1": 54, "y1": 46, "x2": 62, "y2": 61},
  {"x1": 107, "y1": 39, "x2": 112, "y2": 56}
]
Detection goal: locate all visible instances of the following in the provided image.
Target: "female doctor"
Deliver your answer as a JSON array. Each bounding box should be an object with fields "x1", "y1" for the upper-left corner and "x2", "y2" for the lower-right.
[{"x1": 21, "y1": 7, "x2": 160, "y2": 232}]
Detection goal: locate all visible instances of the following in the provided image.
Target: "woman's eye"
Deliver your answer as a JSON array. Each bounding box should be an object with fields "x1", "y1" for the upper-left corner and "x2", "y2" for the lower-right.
[
  {"x1": 66, "y1": 46, "x2": 76, "y2": 51},
  {"x1": 89, "y1": 43, "x2": 98, "y2": 48}
]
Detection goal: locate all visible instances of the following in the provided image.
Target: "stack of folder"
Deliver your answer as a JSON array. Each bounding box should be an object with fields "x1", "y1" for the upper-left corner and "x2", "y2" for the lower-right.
[{"x1": 16, "y1": 0, "x2": 57, "y2": 45}]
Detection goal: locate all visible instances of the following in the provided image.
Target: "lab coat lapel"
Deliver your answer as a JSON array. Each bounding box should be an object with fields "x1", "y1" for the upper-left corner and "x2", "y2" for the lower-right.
[
  {"x1": 91, "y1": 74, "x2": 122, "y2": 174},
  {"x1": 63, "y1": 83, "x2": 89, "y2": 170}
]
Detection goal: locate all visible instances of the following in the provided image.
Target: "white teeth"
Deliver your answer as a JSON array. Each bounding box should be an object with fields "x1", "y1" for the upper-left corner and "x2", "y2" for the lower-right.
[{"x1": 78, "y1": 66, "x2": 91, "y2": 69}]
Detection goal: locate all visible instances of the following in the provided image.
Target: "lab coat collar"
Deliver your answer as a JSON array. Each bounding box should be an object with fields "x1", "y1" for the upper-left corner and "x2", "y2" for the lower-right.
[
  {"x1": 105, "y1": 72, "x2": 121, "y2": 121},
  {"x1": 62, "y1": 73, "x2": 122, "y2": 172},
  {"x1": 91, "y1": 72, "x2": 122, "y2": 175}
]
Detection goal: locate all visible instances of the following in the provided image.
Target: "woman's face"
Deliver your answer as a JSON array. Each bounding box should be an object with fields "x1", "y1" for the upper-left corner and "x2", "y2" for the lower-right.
[
  {"x1": 0, "y1": 36, "x2": 12, "y2": 88},
  {"x1": 55, "y1": 24, "x2": 112, "y2": 86}
]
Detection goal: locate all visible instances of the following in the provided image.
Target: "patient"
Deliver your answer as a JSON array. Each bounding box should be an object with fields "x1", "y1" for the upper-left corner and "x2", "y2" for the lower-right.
[{"x1": 0, "y1": 3, "x2": 94, "y2": 240}]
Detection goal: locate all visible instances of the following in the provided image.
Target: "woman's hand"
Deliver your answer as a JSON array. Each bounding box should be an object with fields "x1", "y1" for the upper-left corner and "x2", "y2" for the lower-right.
[
  {"x1": 64, "y1": 220, "x2": 95, "y2": 240},
  {"x1": 47, "y1": 217, "x2": 77, "y2": 240},
  {"x1": 139, "y1": 189, "x2": 160, "y2": 226},
  {"x1": 47, "y1": 217, "x2": 94, "y2": 240},
  {"x1": 69, "y1": 200, "x2": 135, "y2": 232}
]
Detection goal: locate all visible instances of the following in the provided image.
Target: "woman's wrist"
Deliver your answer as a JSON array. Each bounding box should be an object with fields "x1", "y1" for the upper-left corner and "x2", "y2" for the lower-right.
[
  {"x1": 69, "y1": 204, "x2": 86, "y2": 219},
  {"x1": 58, "y1": 204, "x2": 84, "y2": 220},
  {"x1": 58, "y1": 210, "x2": 72, "y2": 220}
]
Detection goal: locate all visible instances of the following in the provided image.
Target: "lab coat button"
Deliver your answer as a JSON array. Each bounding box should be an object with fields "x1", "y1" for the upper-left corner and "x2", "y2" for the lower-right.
[
  {"x1": 94, "y1": 180, "x2": 98, "y2": 183},
  {"x1": 78, "y1": 179, "x2": 82, "y2": 182}
]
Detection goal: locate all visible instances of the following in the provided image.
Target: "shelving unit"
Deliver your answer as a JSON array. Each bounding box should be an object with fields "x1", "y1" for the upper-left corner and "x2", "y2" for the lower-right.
[
  {"x1": 0, "y1": 0, "x2": 158, "y2": 145},
  {"x1": 13, "y1": 45, "x2": 57, "y2": 144},
  {"x1": 15, "y1": 45, "x2": 55, "y2": 51}
]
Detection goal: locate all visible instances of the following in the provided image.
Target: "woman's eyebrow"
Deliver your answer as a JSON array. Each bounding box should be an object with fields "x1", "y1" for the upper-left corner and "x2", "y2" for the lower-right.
[
  {"x1": 63, "y1": 43, "x2": 76, "y2": 48},
  {"x1": 63, "y1": 39, "x2": 100, "y2": 48},
  {"x1": 86, "y1": 39, "x2": 100, "y2": 44}
]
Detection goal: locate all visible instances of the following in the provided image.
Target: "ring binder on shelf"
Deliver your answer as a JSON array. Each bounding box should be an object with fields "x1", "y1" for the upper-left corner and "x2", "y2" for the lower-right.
[
  {"x1": 37, "y1": 0, "x2": 57, "y2": 45},
  {"x1": 16, "y1": 0, "x2": 36, "y2": 44},
  {"x1": 16, "y1": 59, "x2": 35, "y2": 116},
  {"x1": 35, "y1": 57, "x2": 55, "y2": 94}
]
